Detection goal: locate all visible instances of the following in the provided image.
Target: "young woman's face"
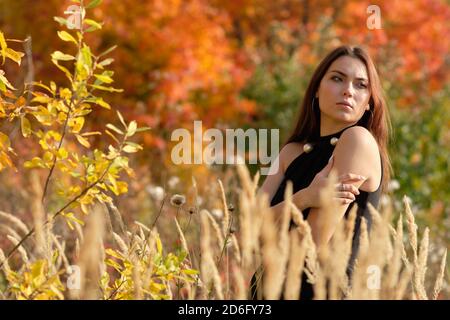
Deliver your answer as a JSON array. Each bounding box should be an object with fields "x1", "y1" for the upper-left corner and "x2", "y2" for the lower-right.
[{"x1": 316, "y1": 56, "x2": 371, "y2": 125}]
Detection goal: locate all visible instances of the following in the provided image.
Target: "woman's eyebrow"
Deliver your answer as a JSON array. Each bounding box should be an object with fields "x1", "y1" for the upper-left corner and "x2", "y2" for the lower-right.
[{"x1": 330, "y1": 70, "x2": 368, "y2": 82}]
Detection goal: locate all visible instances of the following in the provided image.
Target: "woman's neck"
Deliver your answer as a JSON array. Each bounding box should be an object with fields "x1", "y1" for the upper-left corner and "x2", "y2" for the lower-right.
[{"x1": 320, "y1": 118, "x2": 358, "y2": 137}]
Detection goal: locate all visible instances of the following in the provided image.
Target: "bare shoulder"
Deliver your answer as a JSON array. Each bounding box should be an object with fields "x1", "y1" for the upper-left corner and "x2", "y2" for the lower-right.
[
  {"x1": 334, "y1": 126, "x2": 382, "y2": 192},
  {"x1": 279, "y1": 142, "x2": 304, "y2": 173},
  {"x1": 340, "y1": 126, "x2": 378, "y2": 146}
]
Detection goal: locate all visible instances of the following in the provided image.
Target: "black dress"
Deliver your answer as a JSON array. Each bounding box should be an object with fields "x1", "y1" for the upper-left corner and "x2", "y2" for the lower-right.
[{"x1": 249, "y1": 123, "x2": 383, "y2": 300}]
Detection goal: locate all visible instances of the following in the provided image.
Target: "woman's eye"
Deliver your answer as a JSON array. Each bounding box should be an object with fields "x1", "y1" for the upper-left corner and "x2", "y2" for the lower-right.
[
  {"x1": 358, "y1": 83, "x2": 368, "y2": 89},
  {"x1": 332, "y1": 76, "x2": 341, "y2": 82}
]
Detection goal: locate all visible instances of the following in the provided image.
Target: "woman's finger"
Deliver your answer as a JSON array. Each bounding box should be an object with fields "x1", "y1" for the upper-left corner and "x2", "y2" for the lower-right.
[
  {"x1": 333, "y1": 197, "x2": 353, "y2": 204},
  {"x1": 335, "y1": 183, "x2": 360, "y2": 195},
  {"x1": 335, "y1": 191, "x2": 356, "y2": 201},
  {"x1": 338, "y1": 173, "x2": 367, "y2": 182},
  {"x1": 334, "y1": 183, "x2": 360, "y2": 195}
]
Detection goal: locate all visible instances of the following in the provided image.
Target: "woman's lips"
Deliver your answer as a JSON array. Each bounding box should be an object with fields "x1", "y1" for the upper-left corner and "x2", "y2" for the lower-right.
[{"x1": 336, "y1": 103, "x2": 353, "y2": 110}]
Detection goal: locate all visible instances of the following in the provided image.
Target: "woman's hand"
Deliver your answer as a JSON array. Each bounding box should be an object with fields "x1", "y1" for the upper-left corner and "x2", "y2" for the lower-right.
[{"x1": 302, "y1": 155, "x2": 367, "y2": 208}]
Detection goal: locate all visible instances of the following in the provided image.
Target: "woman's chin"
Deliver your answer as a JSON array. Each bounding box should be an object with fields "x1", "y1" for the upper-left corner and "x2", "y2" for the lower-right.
[{"x1": 330, "y1": 114, "x2": 354, "y2": 122}]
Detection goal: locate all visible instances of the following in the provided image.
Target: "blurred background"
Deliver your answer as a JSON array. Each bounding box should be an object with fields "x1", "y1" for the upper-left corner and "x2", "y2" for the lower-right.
[{"x1": 0, "y1": 0, "x2": 449, "y2": 296}]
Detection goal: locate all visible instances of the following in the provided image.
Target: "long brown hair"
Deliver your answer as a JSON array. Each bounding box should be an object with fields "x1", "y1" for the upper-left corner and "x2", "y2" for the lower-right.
[{"x1": 284, "y1": 45, "x2": 392, "y2": 194}]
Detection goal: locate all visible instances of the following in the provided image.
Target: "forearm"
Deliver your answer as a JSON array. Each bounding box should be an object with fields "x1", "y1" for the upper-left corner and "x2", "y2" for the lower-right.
[
  {"x1": 270, "y1": 187, "x2": 310, "y2": 216},
  {"x1": 307, "y1": 204, "x2": 349, "y2": 249}
]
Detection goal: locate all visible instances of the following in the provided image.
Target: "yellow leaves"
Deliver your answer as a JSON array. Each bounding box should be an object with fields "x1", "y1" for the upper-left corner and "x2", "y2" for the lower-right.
[
  {"x1": 182, "y1": 269, "x2": 199, "y2": 275},
  {"x1": 20, "y1": 116, "x2": 31, "y2": 137},
  {"x1": 38, "y1": 130, "x2": 62, "y2": 150},
  {"x1": 81, "y1": 44, "x2": 93, "y2": 69},
  {"x1": 32, "y1": 106, "x2": 53, "y2": 126},
  {"x1": 56, "y1": 147, "x2": 68, "y2": 160},
  {"x1": 61, "y1": 211, "x2": 84, "y2": 230},
  {"x1": 105, "y1": 248, "x2": 124, "y2": 260},
  {"x1": 106, "y1": 258, "x2": 123, "y2": 272},
  {"x1": 51, "y1": 51, "x2": 75, "y2": 61},
  {"x1": 5, "y1": 258, "x2": 65, "y2": 300},
  {"x1": 89, "y1": 84, "x2": 123, "y2": 93},
  {"x1": 75, "y1": 133, "x2": 91, "y2": 148},
  {"x1": 126, "y1": 120, "x2": 137, "y2": 137},
  {"x1": 94, "y1": 73, "x2": 113, "y2": 84},
  {"x1": 117, "y1": 110, "x2": 126, "y2": 128},
  {"x1": 52, "y1": 58, "x2": 72, "y2": 81},
  {"x1": 0, "y1": 69, "x2": 16, "y2": 92},
  {"x1": 97, "y1": 58, "x2": 114, "y2": 69},
  {"x1": 156, "y1": 235, "x2": 163, "y2": 255},
  {"x1": 98, "y1": 45, "x2": 117, "y2": 58},
  {"x1": 0, "y1": 31, "x2": 24, "y2": 66},
  {"x1": 123, "y1": 142, "x2": 142, "y2": 153},
  {"x1": 0, "y1": 31, "x2": 7, "y2": 64},
  {"x1": 149, "y1": 281, "x2": 166, "y2": 293},
  {"x1": 84, "y1": 18, "x2": 103, "y2": 32},
  {"x1": 30, "y1": 259, "x2": 45, "y2": 280},
  {"x1": 94, "y1": 70, "x2": 114, "y2": 85},
  {"x1": 24, "y1": 157, "x2": 45, "y2": 169},
  {"x1": 81, "y1": 131, "x2": 101, "y2": 137},
  {"x1": 99, "y1": 226, "x2": 199, "y2": 300},
  {"x1": 3, "y1": 48, "x2": 24, "y2": 65},
  {"x1": 0, "y1": 131, "x2": 16, "y2": 172},
  {"x1": 32, "y1": 81, "x2": 57, "y2": 97},
  {"x1": 59, "y1": 87, "x2": 72, "y2": 100},
  {"x1": 57, "y1": 31, "x2": 77, "y2": 44},
  {"x1": 43, "y1": 151, "x2": 54, "y2": 163},
  {"x1": 68, "y1": 116, "x2": 85, "y2": 133},
  {"x1": 31, "y1": 93, "x2": 52, "y2": 104},
  {"x1": 93, "y1": 97, "x2": 111, "y2": 109},
  {"x1": 106, "y1": 123, "x2": 123, "y2": 135},
  {"x1": 107, "y1": 175, "x2": 128, "y2": 195}
]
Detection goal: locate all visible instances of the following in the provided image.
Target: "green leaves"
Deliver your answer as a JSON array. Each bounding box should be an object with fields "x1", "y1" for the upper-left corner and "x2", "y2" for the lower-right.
[
  {"x1": 98, "y1": 45, "x2": 117, "y2": 58},
  {"x1": 86, "y1": 0, "x2": 103, "y2": 9}
]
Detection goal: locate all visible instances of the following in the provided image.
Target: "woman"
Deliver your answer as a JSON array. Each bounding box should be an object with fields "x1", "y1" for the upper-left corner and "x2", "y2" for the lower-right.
[{"x1": 250, "y1": 45, "x2": 392, "y2": 300}]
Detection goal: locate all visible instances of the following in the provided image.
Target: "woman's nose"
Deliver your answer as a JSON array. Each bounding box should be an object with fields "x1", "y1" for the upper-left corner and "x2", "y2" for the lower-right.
[{"x1": 342, "y1": 83, "x2": 355, "y2": 97}]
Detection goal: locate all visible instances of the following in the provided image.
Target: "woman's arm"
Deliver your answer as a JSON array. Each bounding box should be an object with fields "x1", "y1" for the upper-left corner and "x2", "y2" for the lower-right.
[
  {"x1": 307, "y1": 126, "x2": 382, "y2": 249},
  {"x1": 256, "y1": 144, "x2": 311, "y2": 216}
]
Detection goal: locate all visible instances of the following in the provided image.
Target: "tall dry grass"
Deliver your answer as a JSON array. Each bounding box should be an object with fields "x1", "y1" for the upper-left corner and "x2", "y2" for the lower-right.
[{"x1": 0, "y1": 165, "x2": 447, "y2": 300}]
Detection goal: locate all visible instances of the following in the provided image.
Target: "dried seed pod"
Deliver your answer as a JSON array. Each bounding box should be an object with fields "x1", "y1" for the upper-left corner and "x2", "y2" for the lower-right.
[{"x1": 170, "y1": 194, "x2": 186, "y2": 207}]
